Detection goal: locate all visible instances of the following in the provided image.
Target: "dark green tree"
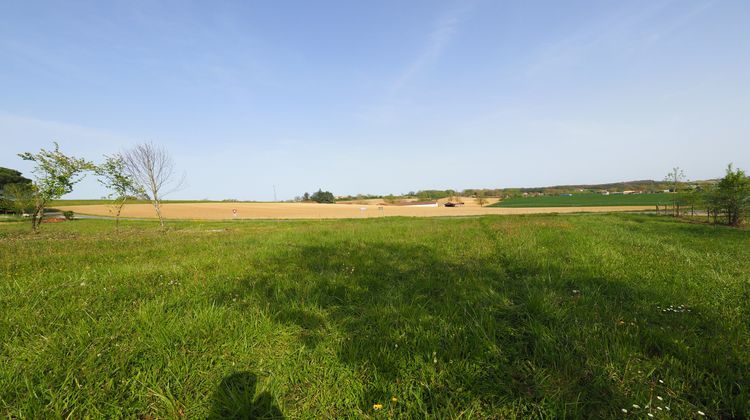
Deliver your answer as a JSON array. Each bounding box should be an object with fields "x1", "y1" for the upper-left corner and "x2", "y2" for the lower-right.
[
  {"x1": 1, "y1": 182, "x2": 34, "y2": 214},
  {"x1": 310, "y1": 189, "x2": 335, "y2": 203},
  {"x1": 0, "y1": 167, "x2": 31, "y2": 190}
]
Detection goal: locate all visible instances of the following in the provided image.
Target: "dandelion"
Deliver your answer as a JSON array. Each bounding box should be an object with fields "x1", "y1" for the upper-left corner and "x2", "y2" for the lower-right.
[
  {"x1": 373, "y1": 403, "x2": 383, "y2": 410},
  {"x1": 391, "y1": 396, "x2": 398, "y2": 402}
]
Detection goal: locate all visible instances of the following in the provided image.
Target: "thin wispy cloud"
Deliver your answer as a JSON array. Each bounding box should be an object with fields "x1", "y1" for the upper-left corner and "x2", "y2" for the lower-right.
[
  {"x1": 358, "y1": 4, "x2": 475, "y2": 124},
  {"x1": 389, "y1": 6, "x2": 469, "y2": 96},
  {"x1": 0, "y1": 113, "x2": 137, "y2": 156},
  {"x1": 525, "y1": 0, "x2": 715, "y2": 77}
]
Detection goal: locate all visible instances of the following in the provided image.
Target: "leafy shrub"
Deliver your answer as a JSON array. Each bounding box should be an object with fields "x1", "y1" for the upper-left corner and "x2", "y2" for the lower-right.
[{"x1": 310, "y1": 189, "x2": 335, "y2": 203}]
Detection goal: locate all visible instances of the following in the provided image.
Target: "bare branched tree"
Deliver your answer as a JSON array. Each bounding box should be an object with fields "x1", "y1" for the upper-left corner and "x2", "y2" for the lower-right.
[
  {"x1": 122, "y1": 142, "x2": 183, "y2": 228},
  {"x1": 664, "y1": 167, "x2": 687, "y2": 216}
]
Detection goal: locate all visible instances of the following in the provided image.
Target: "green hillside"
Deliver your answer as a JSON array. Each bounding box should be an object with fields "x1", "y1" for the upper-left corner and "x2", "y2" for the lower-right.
[{"x1": 491, "y1": 193, "x2": 674, "y2": 208}]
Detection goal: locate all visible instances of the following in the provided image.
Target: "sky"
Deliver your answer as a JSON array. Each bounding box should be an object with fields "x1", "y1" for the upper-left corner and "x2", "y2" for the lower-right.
[{"x1": 1, "y1": 0, "x2": 749, "y2": 200}]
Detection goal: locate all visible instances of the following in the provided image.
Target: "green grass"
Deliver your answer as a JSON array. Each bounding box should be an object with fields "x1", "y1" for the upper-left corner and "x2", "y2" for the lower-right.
[
  {"x1": 0, "y1": 214, "x2": 24, "y2": 223},
  {"x1": 492, "y1": 193, "x2": 673, "y2": 207},
  {"x1": 49, "y1": 199, "x2": 254, "y2": 206},
  {"x1": 1, "y1": 215, "x2": 748, "y2": 418}
]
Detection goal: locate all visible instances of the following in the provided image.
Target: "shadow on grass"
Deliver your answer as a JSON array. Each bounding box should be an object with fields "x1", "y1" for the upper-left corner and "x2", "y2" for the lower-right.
[
  {"x1": 208, "y1": 371, "x2": 284, "y2": 419},
  {"x1": 221, "y1": 234, "x2": 748, "y2": 416}
]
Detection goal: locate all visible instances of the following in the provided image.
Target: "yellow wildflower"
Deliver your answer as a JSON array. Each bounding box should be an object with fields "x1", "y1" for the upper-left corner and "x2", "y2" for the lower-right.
[
  {"x1": 373, "y1": 403, "x2": 383, "y2": 410},
  {"x1": 391, "y1": 396, "x2": 398, "y2": 402}
]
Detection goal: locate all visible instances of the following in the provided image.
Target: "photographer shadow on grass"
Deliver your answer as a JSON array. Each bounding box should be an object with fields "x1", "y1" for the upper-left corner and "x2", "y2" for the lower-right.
[
  {"x1": 214, "y1": 218, "x2": 748, "y2": 416},
  {"x1": 208, "y1": 371, "x2": 283, "y2": 419}
]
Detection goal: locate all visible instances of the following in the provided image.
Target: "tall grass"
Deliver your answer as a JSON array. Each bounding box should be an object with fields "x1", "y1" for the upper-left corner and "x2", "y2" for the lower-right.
[{"x1": 1, "y1": 214, "x2": 748, "y2": 417}]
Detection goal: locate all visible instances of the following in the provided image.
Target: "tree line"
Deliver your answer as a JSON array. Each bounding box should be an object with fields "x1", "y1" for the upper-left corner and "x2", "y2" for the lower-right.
[
  {"x1": 1, "y1": 142, "x2": 181, "y2": 231},
  {"x1": 663, "y1": 164, "x2": 749, "y2": 227}
]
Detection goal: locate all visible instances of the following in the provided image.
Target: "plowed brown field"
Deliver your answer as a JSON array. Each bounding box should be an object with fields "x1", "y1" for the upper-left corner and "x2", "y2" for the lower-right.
[{"x1": 58, "y1": 202, "x2": 653, "y2": 220}]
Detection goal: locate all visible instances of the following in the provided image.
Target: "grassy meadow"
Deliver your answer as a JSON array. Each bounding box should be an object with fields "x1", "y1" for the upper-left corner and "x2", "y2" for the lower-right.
[
  {"x1": 1, "y1": 214, "x2": 748, "y2": 418},
  {"x1": 492, "y1": 193, "x2": 672, "y2": 208},
  {"x1": 48, "y1": 199, "x2": 256, "y2": 207}
]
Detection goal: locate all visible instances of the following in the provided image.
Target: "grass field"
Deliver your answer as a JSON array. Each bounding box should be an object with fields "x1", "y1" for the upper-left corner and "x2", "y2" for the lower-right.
[
  {"x1": 48, "y1": 199, "x2": 254, "y2": 207},
  {"x1": 492, "y1": 193, "x2": 673, "y2": 208},
  {"x1": 1, "y1": 215, "x2": 748, "y2": 418}
]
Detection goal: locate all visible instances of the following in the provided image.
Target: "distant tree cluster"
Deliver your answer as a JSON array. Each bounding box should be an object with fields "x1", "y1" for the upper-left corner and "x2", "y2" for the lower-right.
[
  {"x1": 296, "y1": 190, "x2": 335, "y2": 203},
  {"x1": 304, "y1": 189, "x2": 335, "y2": 203},
  {"x1": 661, "y1": 164, "x2": 749, "y2": 227},
  {"x1": 0, "y1": 167, "x2": 33, "y2": 215},
  {"x1": 710, "y1": 165, "x2": 750, "y2": 226}
]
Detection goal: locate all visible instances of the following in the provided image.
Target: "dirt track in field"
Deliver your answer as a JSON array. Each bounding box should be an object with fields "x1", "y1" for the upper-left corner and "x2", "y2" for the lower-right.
[{"x1": 57, "y1": 202, "x2": 654, "y2": 220}]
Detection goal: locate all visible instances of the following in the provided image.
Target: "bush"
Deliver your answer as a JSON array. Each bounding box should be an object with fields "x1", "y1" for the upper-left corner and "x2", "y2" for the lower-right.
[
  {"x1": 310, "y1": 189, "x2": 335, "y2": 204},
  {"x1": 702, "y1": 164, "x2": 750, "y2": 226},
  {"x1": 62, "y1": 211, "x2": 75, "y2": 220}
]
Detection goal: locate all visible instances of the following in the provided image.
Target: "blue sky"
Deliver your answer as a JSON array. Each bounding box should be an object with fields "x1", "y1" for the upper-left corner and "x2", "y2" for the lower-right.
[{"x1": 1, "y1": 0, "x2": 748, "y2": 200}]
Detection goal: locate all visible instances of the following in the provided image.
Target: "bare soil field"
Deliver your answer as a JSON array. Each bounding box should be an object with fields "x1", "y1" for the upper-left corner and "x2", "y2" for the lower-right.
[
  {"x1": 58, "y1": 202, "x2": 653, "y2": 220},
  {"x1": 337, "y1": 196, "x2": 500, "y2": 207}
]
